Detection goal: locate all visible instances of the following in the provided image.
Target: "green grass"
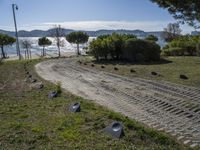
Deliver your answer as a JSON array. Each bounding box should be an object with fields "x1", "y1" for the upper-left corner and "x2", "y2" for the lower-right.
[
  {"x1": 79, "y1": 56, "x2": 200, "y2": 87},
  {"x1": 0, "y1": 59, "x2": 194, "y2": 149}
]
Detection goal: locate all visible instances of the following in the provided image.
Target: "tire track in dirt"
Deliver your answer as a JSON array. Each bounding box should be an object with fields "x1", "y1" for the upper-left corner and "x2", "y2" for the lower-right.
[{"x1": 35, "y1": 59, "x2": 200, "y2": 148}]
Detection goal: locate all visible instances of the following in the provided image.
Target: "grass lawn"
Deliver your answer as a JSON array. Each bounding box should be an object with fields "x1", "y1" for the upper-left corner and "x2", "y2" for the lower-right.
[
  {"x1": 0, "y1": 59, "x2": 193, "y2": 149},
  {"x1": 79, "y1": 56, "x2": 200, "y2": 88}
]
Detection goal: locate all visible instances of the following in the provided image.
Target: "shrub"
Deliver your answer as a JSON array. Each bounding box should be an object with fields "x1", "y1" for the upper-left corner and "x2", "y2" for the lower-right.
[
  {"x1": 123, "y1": 39, "x2": 161, "y2": 62},
  {"x1": 161, "y1": 47, "x2": 185, "y2": 56},
  {"x1": 163, "y1": 35, "x2": 200, "y2": 56}
]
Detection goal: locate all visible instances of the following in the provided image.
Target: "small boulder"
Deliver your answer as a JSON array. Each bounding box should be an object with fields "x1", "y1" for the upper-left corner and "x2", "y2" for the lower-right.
[
  {"x1": 151, "y1": 72, "x2": 158, "y2": 76},
  {"x1": 91, "y1": 64, "x2": 95, "y2": 67},
  {"x1": 69, "y1": 102, "x2": 81, "y2": 112},
  {"x1": 48, "y1": 91, "x2": 58, "y2": 99},
  {"x1": 30, "y1": 79, "x2": 37, "y2": 83},
  {"x1": 130, "y1": 69, "x2": 136, "y2": 73},
  {"x1": 101, "y1": 65, "x2": 105, "y2": 69},
  {"x1": 180, "y1": 74, "x2": 188, "y2": 80},
  {"x1": 104, "y1": 122, "x2": 124, "y2": 139},
  {"x1": 114, "y1": 67, "x2": 119, "y2": 71}
]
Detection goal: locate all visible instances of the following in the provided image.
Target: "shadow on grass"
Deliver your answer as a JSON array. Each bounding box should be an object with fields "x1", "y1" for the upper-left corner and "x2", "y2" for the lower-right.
[{"x1": 90, "y1": 58, "x2": 173, "y2": 66}]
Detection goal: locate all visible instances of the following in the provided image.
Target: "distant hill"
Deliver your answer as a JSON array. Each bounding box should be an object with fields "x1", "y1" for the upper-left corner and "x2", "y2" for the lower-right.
[
  {"x1": 0, "y1": 28, "x2": 163, "y2": 38},
  {"x1": 191, "y1": 31, "x2": 200, "y2": 35}
]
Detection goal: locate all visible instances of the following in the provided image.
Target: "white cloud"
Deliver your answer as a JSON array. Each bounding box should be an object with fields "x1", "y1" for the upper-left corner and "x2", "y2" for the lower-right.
[{"x1": 1, "y1": 20, "x2": 196, "y2": 34}]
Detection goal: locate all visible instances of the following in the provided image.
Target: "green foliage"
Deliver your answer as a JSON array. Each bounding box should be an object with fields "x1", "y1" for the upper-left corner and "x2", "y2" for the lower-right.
[
  {"x1": 124, "y1": 39, "x2": 161, "y2": 62},
  {"x1": 66, "y1": 32, "x2": 89, "y2": 55},
  {"x1": 145, "y1": 35, "x2": 158, "y2": 42},
  {"x1": 89, "y1": 33, "x2": 137, "y2": 61},
  {"x1": 151, "y1": 0, "x2": 200, "y2": 28},
  {"x1": 38, "y1": 37, "x2": 52, "y2": 46},
  {"x1": 38, "y1": 37, "x2": 52, "y2": 57},
  {"x1": 56, "y1": 81, "x2": 62, "y2": 95},
  {"x1": 0, "y1": 34, "x2": 16, "y2": 58},
  {"x1": 163, "y1": 35, "x2": 200, "y2": 56},
  {"x1": 0, "y1": 60, "x2": 193, "y2": 149},
  {"x1": 161, "y1": 47, "x2": 184, "y2": 56}
]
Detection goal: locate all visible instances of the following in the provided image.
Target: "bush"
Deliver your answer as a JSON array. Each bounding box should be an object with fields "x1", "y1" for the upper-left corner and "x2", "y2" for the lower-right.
[
  {"x1": 89, "y1": 33, "x2": 137, "y2": 61},
  {"x1": 123, "y1": 39, "x2": 161, "y2": 62},
  {"x1": 161, "y1": 47, "x2": 185, "y2": 56},
  {"x1": 163, "y1": 35, "x2": 200, "y2": 56}
]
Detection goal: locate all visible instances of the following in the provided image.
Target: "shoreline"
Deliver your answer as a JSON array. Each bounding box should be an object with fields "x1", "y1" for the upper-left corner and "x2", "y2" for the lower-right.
[{"x1": 3, "y1": 51, "x2": 76, "y2": 61}]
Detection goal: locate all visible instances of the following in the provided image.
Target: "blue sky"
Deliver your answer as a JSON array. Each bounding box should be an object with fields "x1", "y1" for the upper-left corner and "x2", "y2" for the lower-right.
[{"x1": 0, "y1": 0, "x2": 195, "y2": 33}]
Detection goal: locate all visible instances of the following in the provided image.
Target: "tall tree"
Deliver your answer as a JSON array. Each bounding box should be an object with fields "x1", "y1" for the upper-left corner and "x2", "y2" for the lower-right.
[
  {"x1": 66, "y1": 31, "x2": 89, "y2": 55},
  {"x1": 38, "y1": 37, "x2": 52, "y2": 57},
  {"x1": 0, "y1": 34, "x2": 16, "y2": 59},
  {"x1": 151, "y1": 0, "x2": 200, "y2": 28},
  {"x1": 49, "y1": 25, "x2": 65, "y2": 57},
  {"x1": 21, "y1": 40, "x2": 32, "y2": 59},
  {"x1": 162, "y1": 23, "x2": 182, "y2": 42}
]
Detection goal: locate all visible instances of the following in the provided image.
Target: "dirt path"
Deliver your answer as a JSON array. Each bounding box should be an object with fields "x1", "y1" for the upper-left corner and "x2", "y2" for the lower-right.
[{"x1": 35, "y1": 58, "x2": 200, "y2": 148}]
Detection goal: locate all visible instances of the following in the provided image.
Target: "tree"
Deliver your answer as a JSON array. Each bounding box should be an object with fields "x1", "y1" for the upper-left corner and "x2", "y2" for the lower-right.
[
  {"x1": 66, "y1": 31, "x2": 89, "y2": 55},
  {"x1": 0, "y1": 34, "x2": 16, "y2": 59},
  {"x1": 49, "y1": 25, "x2": 65, "y2": 57},
  {"x1": 124, "y1": 39, "x2": 161, "y2": 62},
  {"x1": 38, "y1": 37, "x2": 52, "y2": 57},
  {"x1": 162, "y1": 23, "x2": 182, "y2": 42},
  {"x1": 151, "y1": 0, "x2": 200, "y2": 28},
  {"x1": 21, "y1": 40, "x2": 32, "y2": 59},
  {"x1": 145, "y1": 35, "x2": 158, "y2": 42}
]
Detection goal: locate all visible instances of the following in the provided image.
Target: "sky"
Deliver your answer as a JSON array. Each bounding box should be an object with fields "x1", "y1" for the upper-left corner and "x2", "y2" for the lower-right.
[{"x1": 0, "y1": 0, "x2": 196, "y2": 33}]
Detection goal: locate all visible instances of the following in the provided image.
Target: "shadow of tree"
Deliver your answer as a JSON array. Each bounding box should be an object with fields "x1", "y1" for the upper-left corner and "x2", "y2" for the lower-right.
[{"x1": 91, "y1": 58, "x2": 172, "y2": 66}]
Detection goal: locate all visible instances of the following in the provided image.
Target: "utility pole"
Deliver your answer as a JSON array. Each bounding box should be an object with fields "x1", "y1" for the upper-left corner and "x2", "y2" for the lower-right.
[{"x1": 12, "y1": 4, "x2": 21, "y2": 60}]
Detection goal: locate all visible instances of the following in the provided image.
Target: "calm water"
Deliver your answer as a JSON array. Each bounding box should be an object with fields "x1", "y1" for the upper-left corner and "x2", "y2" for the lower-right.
[
  {"x1": 3, "y1": 36, "x2": 165, "y2": 57},
  {"x1": 4, "y1": 37, "x2": 95, "y2": 56}
]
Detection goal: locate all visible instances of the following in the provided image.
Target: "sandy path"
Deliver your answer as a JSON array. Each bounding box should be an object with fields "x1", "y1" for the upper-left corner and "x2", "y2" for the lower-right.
[{"x1": 35, "y1": 58, "x2": 200, "y2": 148}]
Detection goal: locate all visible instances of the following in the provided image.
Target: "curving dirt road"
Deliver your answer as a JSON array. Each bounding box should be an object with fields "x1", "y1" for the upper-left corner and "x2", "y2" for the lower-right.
[{"x1": 35, "y1": 58, "x2": 200, "y2": 148}]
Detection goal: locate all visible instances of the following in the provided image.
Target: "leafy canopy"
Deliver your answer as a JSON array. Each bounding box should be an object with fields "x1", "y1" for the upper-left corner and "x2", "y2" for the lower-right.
[
  {"x1": 151, "y1": 0, "x2": 200, "y2": 28},
  {"x1": 0, "y1": 34, "x2": 16, "y2": 47},
  {"x1": 66, "y1": 31, "x2": 89, "y2": 44},
  {"x1": 38, "y1": 37, "x2": 52, "y2": 46}
]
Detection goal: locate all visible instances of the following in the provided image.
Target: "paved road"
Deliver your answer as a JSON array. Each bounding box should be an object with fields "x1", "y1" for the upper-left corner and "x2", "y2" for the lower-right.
[{"x1": 35, "y1": 59, "x2": 200, "y2": 148}]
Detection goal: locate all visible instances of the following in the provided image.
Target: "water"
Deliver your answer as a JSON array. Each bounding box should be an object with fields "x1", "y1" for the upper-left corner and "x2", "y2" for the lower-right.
[
  {"x1": 3, "y1": 36, "x2": 165, "y2": 57},
  {"x1": 3, "y1": 37, "x2": 95, "y2": 56}
]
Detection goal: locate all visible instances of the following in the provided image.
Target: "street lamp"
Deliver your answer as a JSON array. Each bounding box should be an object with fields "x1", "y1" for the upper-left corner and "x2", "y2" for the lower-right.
[{"x1": 12, "y1": 4, "x2": 21, "y2": 60}]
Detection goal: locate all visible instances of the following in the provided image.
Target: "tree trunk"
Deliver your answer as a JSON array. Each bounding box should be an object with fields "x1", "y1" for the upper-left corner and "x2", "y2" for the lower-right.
[
  {"x1": 58, "y1": 46, "x2": 61, "y2": 57},
  {"x1": 1, "y1": 46, "x2": 6, "y2": 59},
  {"x1": 77, "y1": 43, "x2": 80, "y2": 55},
  {"x1": 29, "y1": 49, "x2": 32, "y2": 59},
  {"x1": 43, "y1": 46, "x2": 45, "y2": 57},
  {"x1": 25, "y1": 50, "x2": 27, "y2": 59},
  {"x1": 26, "y1": 48, "x2": 29, "y2": 59}
]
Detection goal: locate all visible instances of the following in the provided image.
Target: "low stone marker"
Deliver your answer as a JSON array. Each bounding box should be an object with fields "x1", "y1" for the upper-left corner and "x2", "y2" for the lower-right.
[
  {"x1": 101, "y1": 65, "x2": 105, "y2": 69},
  {"x1": 48, "y1": 91, "x2": 58, "y2": 99},
  {"x1": 30, "y1": 79, "x2": 37, "y2": 83},
  {"x1": 104, "y1": 121, "x2": 124, "y2": 138},
  {"x1": 130, "y1": 69, "x2": 136, "y2": 73},
  {"x1": 180, "y1": 74, "x2": 188, "y2": 80},
  {"x1": 151, "y1": 72, "x2": 158, "y2": 76},
  {"x1": 114, "y1": 67, "x2": 119, "y2": 71},
  {"x1": 69, "y1": 102, "x2": 81, "y2": 112},
  {"x1": 36, "y1": 84, "x2": 44, "y2": 90}
]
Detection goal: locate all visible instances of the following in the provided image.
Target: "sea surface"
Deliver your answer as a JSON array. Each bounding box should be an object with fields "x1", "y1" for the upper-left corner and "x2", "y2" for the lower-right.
[
  {"x1": 3, "y1": 36, "x2": 165, "y2": 57},
  {"x1": 3, "y1": 37, "x2": 95, "y2": 56}
]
